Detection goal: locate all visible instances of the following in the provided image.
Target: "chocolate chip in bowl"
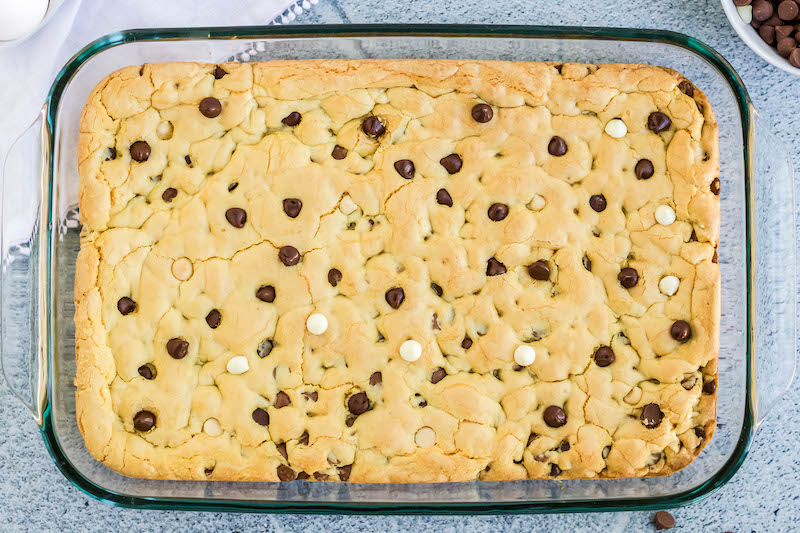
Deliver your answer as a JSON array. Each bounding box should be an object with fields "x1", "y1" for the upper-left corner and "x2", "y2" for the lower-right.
[{"x1": 725, "y1": 0, "x2": 800, "y2": 73}]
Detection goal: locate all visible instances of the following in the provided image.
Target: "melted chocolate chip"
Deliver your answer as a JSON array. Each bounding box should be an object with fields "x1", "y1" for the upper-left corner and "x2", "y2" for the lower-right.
[
  {"x1": 138, "y1": 364, "x2": 155, "y2": 380},
  {"x1": 299, "y1": 431, "x2": 309, "y2": 445},
  {"x1": 635, "y1": 159, "x2": 654, "y2": 180},
  {"x1": 440, "y1": 154, "x2": 463, "y2": 174},
  {"x1": 274, "y1": 391, "x2": 291, "y2": 408},
  {"x1": 471, "y1": 103, "x2": 493, "y2": 123},
  {"x1": 703, "y1": 379, "x2": 717, "y2": 395},
  {"x1": 549, "y1": 464, "x2": 562, "y2": 477},
  {"x1": 199, "y1": 97, "x2": 222, "y2": 118},
  {"x1": 117, "y1": 297, "x2": 136, "y2": 315},
  {"x1": 167, "y1": 338, "x2": 189, "y2": 359},
  {"x1": 462, "y1": 336, "x2": 473, "y2": 349},
  {"x1": 589, "y1": 194, "x2": 607, "y2": 212},
  {"x1": 711, "y1": 178, "x2": 720, "y2": 195},
  {"x1": 252, "y1": 408, "x2": 270, "y2": 426},
  {"x1": 225, "y1": 207, "x2": 247, "y2": 228},
  {"x1": 647, "y1": 112, "x2": 672, "y2": 133},
  {"x1": 279, "y1": 246, "x2": 300, "y2": 266},
  {"x1": 362, "y1": 116, "x2": 386, "y2": 138},
  {"x1": 641, "y1": 403, "x2": 664, "y2": 428},
  {"x1": 277, "y1": 465, "x2": 296, "y2": 481},
  {"x1": 205, "y1": 309, "x2": 221, "y2": 329},
  {"x1": 431, "y1": 367, "x2": 447, "y2": 384},
  {"x1": 369, "y1": 372, "x2": 382, "y2": 386},
  {"x1": 486, "y1": 257, "x2": 507, "y2": 276},
  {"x1": 184, "y1": 155, "x2": 192, "y2": 166},
  {"x1": 618, "y1": 267, "x2": 639, "y2": 289},
  {"x1": 558, "y1": 441, "x2": 570, "y2": 452},
  {"x1": 527, "y1": 260, "x2": 551, "y2": 281},
  {"x1": 488, "y1": 203, "x2": 509, "y2": 221},
  {"x1": 282, "y1": 112, "x2": 301, "y2": 126},
  {"x1": 548, "y1": 136, "x2": 568, "y2": 156},
  {"x1": 328, "y1": 268, "x2": 342, "y2": 287},
  {"x1": 257, "y1": 339, "x2": 274, "y2": 358},
  {"x1": 347, "y1": 392, "x2": 370, "y2": 415},
  {"x1": 431, "y1": 282, "x2": 443, "y2": 297},
  {"x1": 594, "y1": 346, "x2": 615, "y2": 367},
  {"x1": 133, "y1": 411, "x2": 156, "y2": 431},
  {"x1": 162, "y1": 188, "x2": 178, "y2": 203},
  {"x1": 338, "y1": 464, "x2": 353, "y2": 481},
  {"x1": 543, "y1": 405, "x2": 567, "y2": 427},
  {"x1": 527, "y1": 433, "x2": 538, "y2": 446},
  {"x1": 394, "y1": 159, "x2": 415, "y2": 179},
  {"x1": 436, "y1": 188, "x2": 453, "y2": 206},
  {"x1": 694, "y1": 427, "x2": 706, "y2": 440},
  {"x1": 385, "y1": 287, "x2": 405, "y2": 309},
  {"x1": 213, "y1": 66, "x2": 227, "y2": 79},
  {"x1": 256, "y1": 285, "x2": 276, "y2": 303},
  {"x1": 106, "y1": 147, "x2": 117, "y2": 161},
  {"x1": 282, "y1": 198, "x2": 302, "y2": 218},
  {"x1": 582, "y1": 255, "x2": 592, "y2": 271},
  {"x1": 303, "y1": 391, "x2": 318, "y2": 402},
  {"x1": 332, "y1": 145, "x2": 348, "y2": 160},
  {"x1": 678, "y1": 80, "x2": 695, "y2": 97},
  {"x1": 276, "y1": 442, "x2": 288, "y2": 460},
  {"x1": 670, "y1": 320, "x2": 692, "y2": 343},
  {"x1": 130, "y1": 141, "x2": 151, "y2": 162}
]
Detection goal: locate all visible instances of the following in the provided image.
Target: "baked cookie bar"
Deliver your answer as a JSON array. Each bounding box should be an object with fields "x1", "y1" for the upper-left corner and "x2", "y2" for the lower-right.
[{"x1": 75, "y1": 59, "x2": 720, "y2": 482}]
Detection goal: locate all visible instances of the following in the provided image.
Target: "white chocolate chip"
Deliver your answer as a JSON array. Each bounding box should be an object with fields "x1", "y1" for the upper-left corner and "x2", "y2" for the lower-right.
[
  {"x1": 339, "y1": 195, "x2": 358, "y2": 215},
  {"x1": 527, "y1": 194, "x2": 546, "y2": 211},
  {"x1": 226, "y1": 355, "x2": 250, "y2": 375},
  {"x1": 203, "y1": 418, "x2": 222, "y2": 437},
  {"x1": 624, "y1": 386, "x2": 643, "y2": 405},
  {"x1": 171, "y1": 257, "x2": 193, "y2": 281},
  {"x1": 400, "y1": 339, "x2": 422, "y2": 362},
  {"x1": 659, "y1": 275, "x2": 680, "y2": 296},
  {"x1": 156, "y1": 121, "x2": 174, "y2": 140},
  {"x1": 415, "y1": 426, "x2": 436, "y2": 448},
  {"x1": 737, "y1": 5, "x2": 753, "y2": 23},
  {"x1": 306, "y1": 313, "x2": 328, "y2": 335},
  {"x1": 513, "y1": 345, "x2": 536, "y2": 367},
  {"x1": 604, "y1": 119, "x2": 628, "y2": 138},
  {"x1": 655, "y1": 205, "x2": 676, "y2": 226}
]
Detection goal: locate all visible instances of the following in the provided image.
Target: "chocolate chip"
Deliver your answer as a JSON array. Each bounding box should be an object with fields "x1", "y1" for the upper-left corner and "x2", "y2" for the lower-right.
[
  {"x1": 618, "y1": 267, "x2": 639, "y2": 288},
  {"x1": 225, "y1": 207, "x2": 247, "y2": 228},
  {"x1": 654, "y1": 511, "x2": 675, "y2": 530},
  {"x1": 274, "y1": 391, "x2": 291, "y2": 408},
  {"x1": 641, "y1": 403, "x2": 664, "y2": 428},
  {"x1": 282, "y1": 198, "x2": 302, "y2": 218},
  {"x1": 703, "y1": 379, "x2": 717, "y2": 395},
  {"x1": 199, "y1": 97, "x2": 222, "y2": 118},
  {"x1": 205, "y1": 309, "x2": 221, "y2": 329},
  {"x1": 440, "y1": 154, "x2": 463, "y2": 174},
  {"x1": 777, "y1": 36, "x2": 797, "y2": 57},
  {"x1": 777, "y1": 24, "x2": 795, "y2": 40},
  {"x1": 130, "y1": 141, "x2": 151, "y2": 162},
  {"x1": 594, "y1": 346, "x2": 615, "y2": 367},
  {"x1": 282, "y1": 112, "x2": 302, "y2": 126},
  {"x1": 362, "y1": 116, "x2": 385, "y2": 137},
  {"x1": 549, "y1": 464, "x2": 562, "y2": 477},
  {"x1": 117, "y1": 297, "x2": 136, "y2": 315},
  {"x1": 462, "y1": 336, "x2": 473, "y2": 349},
  {"x1": 213, "y1": 66, "x2": 227, "y2": 79},
  {"x1": 589, "y1": 194, "x2": 607, "y2": 212},
  {"x1": 369, "y1": 372, "x2": 382, "y2": 386},
  {"x1": 252, "y1": 408, "x2": 269, "y2": 426},
  {"x1": 303, "y1": 391, "x2": 318, "y2": 402},
  {"x1": 488, "y1": 203, "x2": 509, "y2": 221},
  {"x1": 185, "y1": 156, "x2": 193, "y2": 168},
  {"x1": 299, "y1": 431, "x2": 309, "y2": 446},
  {"x1": 694, "y1": 427, "x2": 706, "y2": 440},
  {"x1": 394, "y1": 159, "x2": 415, "y2": 179},
  {"x1": 486, "y1": 257, "x2": 507, "y2": 276},
  {"x1": 138, "y1": 365, "x2": 155, "y2": 380},
  {"x1": 527, "y1": 260, "x2": 551, "y2": 281},
  {"x1": 279, "y1": 246, "x2": 300, "y2": 266},
  {"x1": 527, "y1": 433, "x2": 538, "y2": 446},
  {"x1": 106, "y1": 147, "x2": 117, "y2": 161},
  {"x1": 635, "y1": 159, "x2": 654, "y2": 180},
  {"x1": 431, "y1": 367, "x2": 447, "y2": 384},
  {"x1": 753, "y1": 0, "x2": 774, "y2": 21},
  {"x1": 347, "y1": 392, "x2": 369, "y2": 415},
  {"x1": 345, "y1": 417, "x2": 355, "y2": 427},
  {"x1": 548, "y1": 136, "x2": 568, "y2": 156},
  {"x1": 256, "y1": 285, "x2": 276, "y2": 302},
  {"x1": 426, "y1": 283, "x2": 442, "y2": 299},
  {"x1": 227, "y1": 182, "x2": 238, "y2": 192},
  {"x1": 543, "y1": 405, "x2": 567, "y2": 427},
  {"x1": 133, "y1": 411, "x2": 156, "y2": 431},
  {"x1": 678, "y1": 80, "x2": 695, "y2": 97},
  {"x1": 647, "y1": 112, "x2": 672, "y2": 133},
  {"x1": 167, "y1": 338, "x2": 189, "y2": 359},
  {"x1": 733, "y1": 0, "x2": 752, "y2": 5},
  {"x1": 277, "y1": 465, "x2": 296, "y2": 481},
  {"x1": 582, "y1": 255, "x2": 592, "y2": 271},
  {"x1": 670, "y1": 320, "x2": 692, "y2": 343},
  {"x1": 385, "y1": 287, "x2": 405, "y2": 309},
  {"x1": 558, "y1": 441, "x2": 570, "y2": 452},
  {"x1": 711, "y1": 178, "x2": 720, "y2": 195},
  {"x1": 789, "y1": 47, "x2": 800, "y2": 67},
  {"x1": 435, "y1": 188, "x2": 454, "y2": 207},
  {"x1": 162, "y1": 188, "x2": 178, "y2": 202},
  {"x1": 760, "y1": 24, "x2": 777, "y2": 44},
  {"x1": 328, "y1": 268, "x2": 342, "y2": 287},
  {"x1": 332, "y1": 145, "x2": 348, "y2": 159},
  {"x1": 338, "y1": 464, "x2": 353, "y2": 481},
  {"x1": 276, "y1": 442, "x2": 288, "y2": 460},
  {"x1": 471, "y1": 103, "x2": 493, "y2": 123}
]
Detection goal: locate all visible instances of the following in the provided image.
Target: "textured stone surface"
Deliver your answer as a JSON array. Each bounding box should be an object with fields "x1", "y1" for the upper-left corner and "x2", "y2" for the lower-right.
[{"x1": 1, "y1": 0, "x2": 798, "y2": 531}]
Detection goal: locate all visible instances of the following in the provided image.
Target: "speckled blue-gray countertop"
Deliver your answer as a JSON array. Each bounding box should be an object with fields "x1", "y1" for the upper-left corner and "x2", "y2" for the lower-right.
[{"x1": 2, "y1": 0, "x2": 799, "y2": 531}]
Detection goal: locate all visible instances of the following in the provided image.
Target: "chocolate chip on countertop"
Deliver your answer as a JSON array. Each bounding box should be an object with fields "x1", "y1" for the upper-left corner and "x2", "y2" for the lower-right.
[
  {"x1": 777, "y1": 36, "x2": 797, "y2": 57},
  {"x1": 133, "y1": 411, "x2": 156, "y2": 431},
  {"x1": 369, "y1": 372, "x2": 382, "y2": 386},
  {"x1": 462, "y1": 336, "x2": 473, "y2": 349},
  {"x1": 225, "y1": 207, "x2": 247, "y2": 228},
  {"x1": 471, "y1": 103, "x2": 493, "y2": 123},
  {"x1": 277, "y1": 465, "x2": 296, "y2": 481},
  {"x1": 274, "y1": 391, "x2": 291, "y2": 408},
  {"x1": 282, "y1": 198, "x2": 302, "y2": 218},
  {"x1": 431, "y1": 367, "x2": 447, "y2": 384},
  {"x1": 711, "y1": 177, "x2": 721, "y2": 195},
  {"x1": 279, "y1": 246, "x2": 300, "y2": 266},
  {"x1": 548, "y1": 136, "x2": 568, "y2": 156},
  {"x1": 347, "y1": 392, "x2": 370, "y2": 415},
  {"x1": 281, "y1": 112, "x2": 301, "y2": 126},
  {"x1": 635, "y1": 159, "x2": 655, "y2": 180},
  {"x1": 256, "y1": 285, "x2": 276, "y2": 302},
  {"x1": 440, "y1": 154, "x2": 463, "y2": 174},
  {"x1": 162, "y1": 187, "x2": 178, "y2": 203},
  {"x1": 205, "y1": 309, "x2": 221, "y2": 329},
  {"x1": 594, "y1": 346, "x2": 616, "y2": 367},
  {"x1": 486, "y1": 257, "x2": 507, "y2": 276},
  {"x1": 362, "y1": 116, "x2": 386, "y2": 137},
  {"x1": 527, "y1": 260, "x2": 551, "y2": 281},
  {"x1": 213, "y1": 66, "x2": 227, "y2": 79},
  {"x1": 589, "y1": 194, "x2": 607, "y2": 212},
  {"x1": 618, "y1": 267, "x2": 639, "y2": 288},
  {"x1": 130, "y1": 141, "x2": 151, "y2": 162},
  {"x1": 199, "y1": 97, "x2": 222, "y2": 118},
  {"x1": 385, "y1": 287, "x2": 405, "y2": 309},
  {"x1": 138, "y1": 364, "x2": 155, "y2": 380},
  {"x1": 332, "y1": 145, "x2": 348, "y2": 160},
  {"x1": 436, "y1": 188, "x2": 453, "y2": 206},
  {"x1": 641, "y1": 403, "x2": 664, "y2": 428},
  {"x1": 703, "y1": 379, "x2": 717, "y2": 395},
  {"x1": 753, "y1": 0, "x2": 775, "y2": 21},
  {"x1": 647, "y1": 112, "x2": 672, "y2": 133},
  {"x1": 670, "y1": 320, "x2": 692, "y2": 342},
  {"x1": 252, "y1": 408, "x2": 269, "y2": 426},
  {"x1": 678, "y1": 80, "x2": 695, "y2": 97},
  {"x1": 543, "y1": 405, "x2": 567, "y2": 427},
  {"x1": 488, "y1": 203, "x2": 509, "y2": 221},
  {"x1": 654, "y1": 510, "x2": 675, "y2": 530},
  {"x1": 328, "y1": 268, "x2": 342, "y2": 287},
  {"x1": 106, "y1": 147, "x2": 117, "y2": 161},
  {"x1": 167, "y1": 338, "x2": 189, "y2": 359},
  {"x1": 117, "y1": 297, "x2": 136, "y2": 315},
  {"x1": 431, "y1": 282, "x2": 443, "y2": 297},
  {"x1": 394, "y1": 159, "x2": 415, "y2": 179}
]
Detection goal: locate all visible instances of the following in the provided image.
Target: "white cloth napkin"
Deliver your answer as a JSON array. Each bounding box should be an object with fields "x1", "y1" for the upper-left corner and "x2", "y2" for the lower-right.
[{"x1": 0, "y1": 0, "x2": 314, "y2": 253}]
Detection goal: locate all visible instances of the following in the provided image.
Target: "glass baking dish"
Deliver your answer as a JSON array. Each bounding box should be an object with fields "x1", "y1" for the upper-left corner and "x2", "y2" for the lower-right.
[{"x1": 0, "y1": 24, "x2": 796, "y2": 514}]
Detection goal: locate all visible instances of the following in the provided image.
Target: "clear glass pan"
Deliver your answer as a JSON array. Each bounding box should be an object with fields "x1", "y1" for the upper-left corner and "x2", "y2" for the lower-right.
[{"x1": 0, "y1": 25, "x2": 796, "y2": 514}]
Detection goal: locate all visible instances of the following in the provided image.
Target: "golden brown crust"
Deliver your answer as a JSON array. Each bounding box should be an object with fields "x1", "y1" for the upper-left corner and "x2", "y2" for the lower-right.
[{"x1": 75, "y1": 59, "x2": 719, "y2": 482}]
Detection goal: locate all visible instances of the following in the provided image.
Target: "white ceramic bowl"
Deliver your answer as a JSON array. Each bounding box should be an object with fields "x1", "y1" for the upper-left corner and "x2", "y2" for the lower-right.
[
  {"x1": 721, "y1": 0, "x2": 800, "y2": 75},
  {"x1": 0, "y1": 0, "x2": 66, "y2": 48}
]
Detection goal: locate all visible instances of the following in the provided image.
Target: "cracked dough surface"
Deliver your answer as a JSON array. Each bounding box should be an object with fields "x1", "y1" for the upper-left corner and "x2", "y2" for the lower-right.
[{"x1": 75, "y1": 59, "x2": 719, "y2": 482}]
